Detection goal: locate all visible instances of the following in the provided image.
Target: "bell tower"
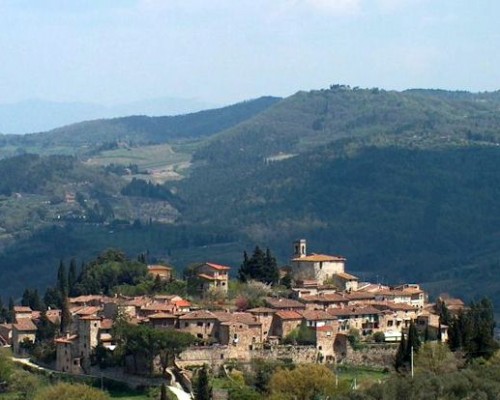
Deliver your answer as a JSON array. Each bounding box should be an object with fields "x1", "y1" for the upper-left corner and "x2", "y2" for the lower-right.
[{"x1": 293, "y1": 239, "x2": 307, "y2": 258}]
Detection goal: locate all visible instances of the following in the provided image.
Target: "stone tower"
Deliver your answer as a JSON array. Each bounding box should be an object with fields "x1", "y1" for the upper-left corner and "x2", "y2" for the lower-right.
[{"x1": 293, "y1": 239, "x2": 307, "y2": 259}]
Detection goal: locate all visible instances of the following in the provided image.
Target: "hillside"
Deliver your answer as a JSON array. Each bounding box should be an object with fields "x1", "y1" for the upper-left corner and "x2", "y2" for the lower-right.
[
  {"x1": 1, "y1": 86, "x2": 500, "y2": 308},
  {"x1": 0, "y1": 96, "x2": 281, "y2": 159}
]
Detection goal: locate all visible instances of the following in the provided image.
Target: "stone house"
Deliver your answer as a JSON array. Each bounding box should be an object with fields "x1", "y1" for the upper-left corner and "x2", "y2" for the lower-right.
[
  {"x1": 13, "y1": 306, "x2": 33, "y2": 320},
  {"x1": 265, "y1": 297, "x2": 306, "y2": 311},
  {"x1": 12, "y1": 318, "x2": 37, "y2": 356},
  {"x1": 300, "y1": 310, "x2": 338, "y2": 329},
  {"x1": 148, "y1": 313, "x2": 178, "y2": 330},
  {"x1": 270, "y1": 310, "x2": 303, "y2": 338},
  {"x1": 331, "y1": 272, "x2": 359, "y2": 292},
  {"x1": 55, "y1": 334, "x2": 82, "y2": 374},
  {"x1": 178, "y1": 310, "x2": 218, "y2": 342},
  {"x1": 0, "y1": 323, "x2": 12, "y2": 346},
  {"x1": 215, "y1": 312, "x2": 262, "y2": 350},
  {"x1": 301, "y1": 293, "x2": 350, "y2": 310},
  {"x1": 247, "y1": 307, "x2": 276, "y2": 340}
]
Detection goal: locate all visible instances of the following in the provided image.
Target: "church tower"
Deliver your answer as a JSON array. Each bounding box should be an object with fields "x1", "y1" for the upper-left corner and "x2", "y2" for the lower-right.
[{"x1": 293, "y1": 239, "x2": 307, "y2": 258}]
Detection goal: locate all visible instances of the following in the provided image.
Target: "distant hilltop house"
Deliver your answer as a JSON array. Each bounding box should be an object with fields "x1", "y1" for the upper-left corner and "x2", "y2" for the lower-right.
[
  {"x1": 190, "y1": 262, "x2": 231, "y2": 296},
  {"x1": 291, "y1": 239, "x2": 354, "y2": 288},
  {"x1": 147, "y1": 264, "x2": 173, "y2": 281}
]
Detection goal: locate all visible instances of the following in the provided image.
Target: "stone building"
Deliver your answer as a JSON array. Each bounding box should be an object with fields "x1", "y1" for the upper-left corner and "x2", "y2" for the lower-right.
[
  {"x1": 178, "y1": 310, "x2": 218, "y2": 342},
  {"x1": 148, "y1": 264, "x2": 173, "y2": 281},
  {"x1": 12, "y1": 318, "x2": 37, "y2": 356},
  {"x1": 290, "y1": 239, "x2": 346, "y2": 285},
  {"x1": 193, "y1": 262, "x2": 231, "y2": 296}
]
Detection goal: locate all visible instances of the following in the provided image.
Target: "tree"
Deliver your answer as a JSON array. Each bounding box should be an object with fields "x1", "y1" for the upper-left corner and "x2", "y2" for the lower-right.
[
  {"x1": 238, "y1": 246, "x2": 279, "y2": 284},
  {"x1": 195, "y1": 364, "x2": 211, "y2": 400},
  {"x1": 60, "y1": 296, "x2": 72, "y2": 334},
  {"x1": 160, "y1": 383, "x2": 168, "y2": 400},
  {"x1": 33, "y1": 383, "x2": 110, "y2": 400},
  {"x1": 57, "y1": 260, "x2": 68, "y2": 297},
  {"x1": 394, "y1": 333, "x2": 406, "y2": 372},
  {"x1": 36, "y1": 309, "x2": 57, "y2": 342},
  {"x1": 268, "y1": 364, "x2": 338, "y2": 400},
  {"x1": 68, "y1": 258, "x2": 78, "y2": 296},
  {"x1": 406, "y1": 320, "x2": 421, "y2": 356},
  {"x1": 414, "y1": 342, "x2": 458, "y2": 375}
]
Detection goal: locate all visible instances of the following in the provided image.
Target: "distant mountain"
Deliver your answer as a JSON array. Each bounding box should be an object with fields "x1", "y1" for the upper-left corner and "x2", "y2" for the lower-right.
[
  {"x1": 0, "y1": 97, "x2": 215, "y2": 134},
  {"x1": 0, "y1": 97, "x2": 281, "y2": 156}
]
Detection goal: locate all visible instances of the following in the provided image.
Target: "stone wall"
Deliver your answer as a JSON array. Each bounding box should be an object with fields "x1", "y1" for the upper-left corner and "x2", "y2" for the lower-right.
[{"x1": 343, "y1": 343, "x2": 397, "y2": 368}]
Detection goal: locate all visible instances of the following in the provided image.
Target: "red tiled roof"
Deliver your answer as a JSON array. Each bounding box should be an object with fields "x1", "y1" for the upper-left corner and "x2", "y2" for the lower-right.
[
  {"x1": 55, "y1": 334, "x2": 78, "y2": 344},
  {"x1": 148, "y1": 264, "x2": 173, "y2": 271},
  {"x1": 149, "y1": 313, "x2": 179, "y2": 319},
  {"x1": 13, "y1": 306, "x2": 32, "y2": 313},
  {"x1": 265, "y1": 297, "x2": 305, "y2": 309},
  {"x1": 13, "y1": 318, "x2": 37, "y2": 332},
  {"x1": 247, "y1": 307, "x2": 276, "y2": 314},
  {"x1": 301, "y1": 293, "x2": 349, "y2": 303},
  {"x1": 100, "y1": 319, "x2": 114, "y2": 330},
  {"x1": 327, "y1": 306, "x2": 382, "y2": 318},
  {"x1": 334, "y1": 272, "x2": 359, "y2": 280},
  {"x1": 173, "y1": 299, "x2": 191, "y2": 308},
  {"x1": 315, "y1": 325, "x2": 334, "y2": 332},
  {"x1": 275, "y1": 310, "x2": 303, "y2": 320},
  {"x1": 205, "y1": 262, "x2": 231, "y2": 271},
  {"x1": 178, "y1": 310, "x2": 217, "y2": 320},
  {"x1": 300, "y1": 310, "x2": 337, "y2": 321},
  {"x1": 292, "y1": 253, "x2": 346, "y2": 262}
]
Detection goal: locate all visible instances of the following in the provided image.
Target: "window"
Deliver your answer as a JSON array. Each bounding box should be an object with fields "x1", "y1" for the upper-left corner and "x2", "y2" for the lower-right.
[
  {"x1": 197, "y1": 334, "x2": 203, "y2": 339},
  {"x1": 184, "y1": 322, "x2": 189, "y2": 328},
  {"x1": 197, "y1": 322, "x2": 203, "y2": 327}
]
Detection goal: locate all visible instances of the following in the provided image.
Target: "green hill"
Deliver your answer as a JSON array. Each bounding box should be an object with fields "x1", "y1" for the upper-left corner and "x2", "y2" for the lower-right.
[{"x1": 1, "y1": 86, "x2": 500, "y2": 308}]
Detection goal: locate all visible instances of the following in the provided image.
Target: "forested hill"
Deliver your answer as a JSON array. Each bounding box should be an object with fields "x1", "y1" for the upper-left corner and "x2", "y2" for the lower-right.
[
  {"x1": 171, "y1": 86, "x2": 500, "y2": 305},
  {"x1": 0, "y1": 96, "x2": 280, "y2": 151}
]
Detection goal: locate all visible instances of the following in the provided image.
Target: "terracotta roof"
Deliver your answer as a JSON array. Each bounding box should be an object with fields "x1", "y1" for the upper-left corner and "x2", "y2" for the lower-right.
[
  {"x1": 55, "y1": 334, "x2": 78, "y2": 344},
  {"x1": 247, "y1": 307, "x2": 277, "y2": 314},
  {"x1": 371, "y1": 302, "x2": 416, "y2": 312},
  {"x1": 217, "y1": 312, "x2": 261, "y2": 326},
  {"x1": 173, "y1": 299, "x2": 191, "y2": 308},
  {"x1": 301, "y1": 293, "x2": 349, "y2": 303},
  {"x1": 315, "y1": 325, "x2": 334, "y2": 332},
  {"x1": 205, "y1": 262, "x2": 231, "y2": 271},
  {"x1": 100, "y1": 319, "x2": 114, "y2": 330},
  {"x1": 275, "y1": 310, "x2": 303, "y2": 320},
  {"x1": 265, "y1": 297, "x2": 305, "y2": 309},
  {"x1": 334, "y1": 272, "x2": 359, "y2": 280},
  {"x1": 141, "y1": 303, "x2": 176, "y2": 312},
  {"x1": 148, "y1": 264, "x2": 173, "y2": 271},
  {"x1": 13, "y1": 306, "x2": 32, "y2": 313},
  {"x1": 149, "y1": 313, "x2": 179, "y2": 319},
  {"x1": 292, "y1": 253, "x2": 346, "y2": 262},
  {"x1": 300, "y1": 310, "x2": 337, "y2": 321},
  {"x1": 345, "y1": 292, "x2": 376, "y2": 301},
  {"x1": 79, "y1": 315, "x2": 101, "y2": 321},
  {"x1": 327, "y1": 306, "x2": 382, "y2": 318},
  {"x1": 72, "y1": 306, "x2": 101, "y2": 316},
  {"x1": 69, "y1": 295, "x2": 109, "y2": 304},
  {"x1": 178, "y1": 310, "x2": 217, "y2": 320},
  {"x1": 13, "y1": 318, "x2": 37, "y2": 332}
]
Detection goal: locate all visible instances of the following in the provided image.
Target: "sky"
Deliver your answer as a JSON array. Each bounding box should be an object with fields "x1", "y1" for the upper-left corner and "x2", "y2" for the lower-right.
[{"x1": 0, "y1": 0, "x2": 499, "y2": 107}]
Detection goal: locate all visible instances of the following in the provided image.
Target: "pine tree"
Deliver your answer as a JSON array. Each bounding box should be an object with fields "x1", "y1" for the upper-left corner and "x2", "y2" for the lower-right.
[
  {"x1": 406, "y1": 320, "x2": 421, "y2": 361},
  {"x1": 31, "y1": 289, "x2": 43, "y2": 311},
  {"x1": 238, "y1": 251, "x2": 250, "y2": 282},
  {"x1": 264, "y1": 248, "x2": 279, "y2": 284},
  {"x1": 7, "y1": 297, "x2": 15, "y2": 323}
]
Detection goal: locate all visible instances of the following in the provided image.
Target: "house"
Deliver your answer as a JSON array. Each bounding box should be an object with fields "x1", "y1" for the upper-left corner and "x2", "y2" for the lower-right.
[
  {"x1": 270, "y1": 310, "x2": 303, "y2": 338},
  {"x1": 327, "y1": 306, "x2": 382, "y2": 336},
  {"x1": 214, "y1": 312, "x2": 262, "y2": 350},
  {"x1": 12, "y1": 318, "x2": 37, "y2": 356},
  {"x1": 301, "y1": 293, "x2": 350, "y2": 310},
  {"x1": 13, "y1": 306, "x2": 33, "y2": 320},
  {"x1": 373, "y1": 284, "x2": 425, "y2": 308},
  {"x1": 265, "y1": 297, "x2": 306, "y2": 311},
  {"x1": 178, "y1": 310, "x2": 218, "y2": 342},
  {"x1": 192, "y1": 262, "x2": 231, "y2": 296},
  {"x1": 247, "y1": 307, "x2": 276, "y2": 340},
  {"x1": 55, "y1": 334, "x2": 82, "y2": 374},
  {"x1": 0, "y1": 323, "x2": 12, "y2": 346},
  {"x1": 331, "y1": 272, "x2": 359, "y2": 292},
  {"x1": 148, "y1": 264, "x2": 174, "y2": 281},
  {"x1": 290, "y1": 239, "x2": 346, "y2": 285},
  {"x1": 148, "y1": 313, "x2": 178, "y2": 330}
]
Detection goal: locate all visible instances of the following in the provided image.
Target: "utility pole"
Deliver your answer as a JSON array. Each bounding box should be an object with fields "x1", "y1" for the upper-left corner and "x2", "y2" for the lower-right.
[{"x1": 411, "y1": 345, "x2": 414, "y2": 379}]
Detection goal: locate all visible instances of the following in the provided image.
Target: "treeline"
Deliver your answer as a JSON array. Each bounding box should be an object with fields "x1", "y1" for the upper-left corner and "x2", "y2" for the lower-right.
[{"x1": 121, "y1": 178, "x2": 175, "y2": 201}]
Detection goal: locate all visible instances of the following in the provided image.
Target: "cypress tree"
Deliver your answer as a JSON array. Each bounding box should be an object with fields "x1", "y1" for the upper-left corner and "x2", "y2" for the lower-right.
[
  {"x1": 195, "y1": 364, "x2": 211, "y2": 400},
  {"x1": 7, "y1": 297, "x2": 15, "y2": 323},
  {"x1": 68, "y1": 258, "x2": 78, "y2": 296},
  {"x1": 406, "y1": 320, "x2": 421, "y2": 361},
  {"x1": 60, "y1": 296, "x2": 72, "y2": 334},
  {"x1": 57, "y1": 260, "x2": 68, "y2": 297},
  {"x1": 160, "y1": 383, "x2": 168, "y2": 400},
  {"x1": 394, "y1": 333, "x2": 406, "y2": 372}
]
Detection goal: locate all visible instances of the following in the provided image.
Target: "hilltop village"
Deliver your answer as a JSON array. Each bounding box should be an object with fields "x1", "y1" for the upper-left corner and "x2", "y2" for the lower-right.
[{"x1": 0, "y1": 240, "x2": 459, "y2": 378}]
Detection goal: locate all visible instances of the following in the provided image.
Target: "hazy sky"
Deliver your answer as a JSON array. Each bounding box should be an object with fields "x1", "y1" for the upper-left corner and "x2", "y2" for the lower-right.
[{"x1": 0, "y1": 0, "x2": 499, "y2": 106}]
